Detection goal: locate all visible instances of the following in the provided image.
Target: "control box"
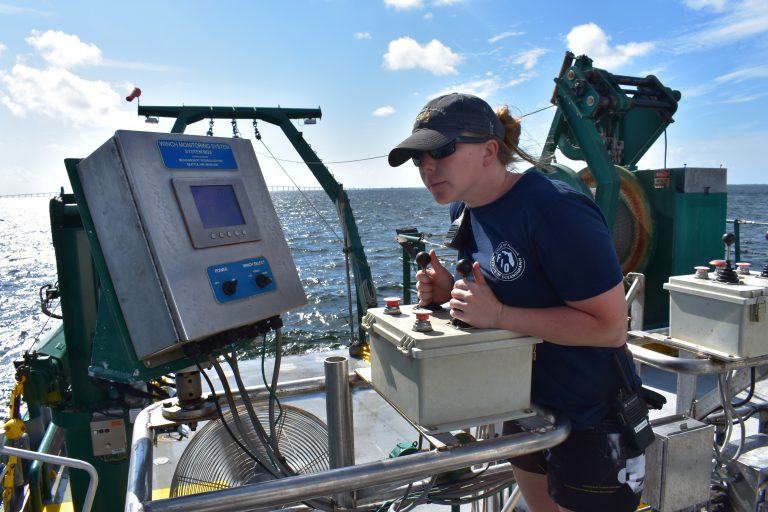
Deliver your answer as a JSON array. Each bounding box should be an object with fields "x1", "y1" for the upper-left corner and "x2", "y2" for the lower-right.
[
  {"x1": 664, "y1": 272, "x2": 768, "y2": 358},
  {"x1": 642, "y1": 414, "x2": 713, "y2": 512},
  {"x1": 362, "y1": 304, "x2": 540, "y2": 432},
  {"x1": 77, "y1": 131, "x2": 307, "y2": 365}
]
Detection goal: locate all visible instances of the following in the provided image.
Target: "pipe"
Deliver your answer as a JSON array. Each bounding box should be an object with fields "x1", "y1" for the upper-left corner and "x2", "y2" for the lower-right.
[
  {"x1": 126, "y1": 400, "x2": 165, "y2": 512},
  {"x1": 627, "y1": 343, "x2": 726, "y2": 375},
  {"x1": 140, "y1": 417, "x2": 569, "y2": 512},
  {"x1": 355, "y1": 460, "x2": 515, "y2": 504},
  {"x1": 27, "y1": 423, "x2": 65, "y2": 512},
  {"x1": 0, "y1": 444, "x2": 98, "y2": 512},
  {"x1": 625, "y1": 273, "x2": 645, "y2": 332},
  {"x1": 324, "y1": 356, "x2": 355, "y2": 507}
]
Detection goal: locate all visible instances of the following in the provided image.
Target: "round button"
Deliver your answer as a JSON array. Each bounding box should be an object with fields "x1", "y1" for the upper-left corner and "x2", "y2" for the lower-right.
[{"x1": 222, "y1": 279, "x2": 238, "y2": 296}]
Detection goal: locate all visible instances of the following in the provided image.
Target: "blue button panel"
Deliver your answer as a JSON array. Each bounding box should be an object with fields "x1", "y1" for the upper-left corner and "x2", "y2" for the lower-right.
[{"x1": 207, "y1": 256, "x2": 276, "y2": 304}]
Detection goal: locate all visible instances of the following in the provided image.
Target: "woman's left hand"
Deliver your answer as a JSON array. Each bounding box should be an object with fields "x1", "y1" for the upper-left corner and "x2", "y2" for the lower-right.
[{"x1": 449, "y1": 261, "x2": 504, "y2": 329}]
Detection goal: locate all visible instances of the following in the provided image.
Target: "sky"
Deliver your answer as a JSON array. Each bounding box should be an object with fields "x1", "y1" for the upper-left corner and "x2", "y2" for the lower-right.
[{"x1": 0, "y1": 0, "x2": 767, "y2": 195}]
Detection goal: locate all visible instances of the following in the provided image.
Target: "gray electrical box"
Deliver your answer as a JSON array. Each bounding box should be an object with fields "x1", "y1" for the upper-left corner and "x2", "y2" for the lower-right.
[
  {"x1": 77, "y1": 131, "x2": 307, "y2": 365},
  {"x1": 665, "y1": 273, "x2": 768, "y2": 358},
  {"x1": 725, "y1": 433, "x2": 768, "y2": 511},
  {"x1": 363, "y1": 304, "x2": 540, "y2": 432},
  {"x1": 642, "y1": 414, "x2": 713, "y2": 511}
]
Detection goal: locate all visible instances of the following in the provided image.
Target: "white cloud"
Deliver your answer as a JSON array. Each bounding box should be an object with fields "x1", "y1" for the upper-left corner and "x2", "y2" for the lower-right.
[
  {"x1": 720, "y1": 92, "x2": 767, "y2": 103},
  {"x1": 513, "y1": 48, "x2": 548, "y2": 70},
  {"x1": 26, "y1": 30, "x2": 102, "y2": 68},
  {"x1": 383, "y1": 37, "x2": 462, "y2": 75},
  {"x1": 566, "y1": 23, "x2": 654, "y2": 68},
  {"x1": 433, "y1": 0, "x2": 464, "y2": 5},
  {"x1": 432, "y1": 72, "x2": 532, "y2": 101},
  {"x1": 488, "y1": 31, "x2": 525, "y2": 44},
  {"x1": 373, "y1": 105, "x2": 395, "y2": 117},
  {"x1": 0, "y1": 64, "x2": 131, "y2": 126},
  {"x1": 684, "y1": 0, "x2": 727, "y2": 11},
  {"x1": 715, "y1": 65, "x2": 768, "y2": 84},
  {"x1": 673, "y1": 0, "x2": 768, "y2": 52},
  {"x1": 0, "y1": 43, "x2": 7, "y2": 56},
  {"x1": 384, "y1": 0, "x2": 423, "y2": 10},
  {"x1": 0, "y1": 4, "x2": 50, "y2": 16},
  {"x1": 354, "y1": 32, "x2": 372, "y2": 40}
]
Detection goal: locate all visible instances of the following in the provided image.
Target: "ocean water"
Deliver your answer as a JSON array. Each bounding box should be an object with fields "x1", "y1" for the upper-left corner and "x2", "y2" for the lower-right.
[{"x1": 1, "y1": 185, "x2": 767, "y2": 417}]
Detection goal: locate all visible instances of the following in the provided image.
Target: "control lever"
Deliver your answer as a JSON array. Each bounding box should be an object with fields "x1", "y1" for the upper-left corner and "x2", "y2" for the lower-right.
[
  {"x1": 715, "y1": 233, "x2": 739, "y2": 284},
  {"x1": 415, "y1": 251, "x2": 443, "y2": 311},
  {"x1": 451, "y1": 259, "x2": 472, "y2": 328}
]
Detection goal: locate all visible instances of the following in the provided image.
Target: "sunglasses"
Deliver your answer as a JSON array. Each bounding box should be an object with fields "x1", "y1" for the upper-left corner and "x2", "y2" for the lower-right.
[{"x1": 412, "y1": 136, "x2": 492, "y2": 167}]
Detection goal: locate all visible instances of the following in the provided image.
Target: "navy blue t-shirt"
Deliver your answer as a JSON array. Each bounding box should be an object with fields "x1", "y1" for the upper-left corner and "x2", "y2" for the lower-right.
[{"x1": 452, "y1": 171, "x2": 633, "y2": 430}]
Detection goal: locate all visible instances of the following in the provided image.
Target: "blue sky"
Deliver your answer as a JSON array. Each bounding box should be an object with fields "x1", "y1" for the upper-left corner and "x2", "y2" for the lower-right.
[{"x1": 1, "y1": 0, "x2": 767, "y2": 194}]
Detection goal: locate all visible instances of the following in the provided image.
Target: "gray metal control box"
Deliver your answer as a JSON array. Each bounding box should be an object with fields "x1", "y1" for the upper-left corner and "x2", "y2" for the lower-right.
[
  {"x1": 77, "y1": 131, "x2": 306, "y2": 365},
  {"x1": 642, "y1": 414, "x2": 713, "y2": 512}
]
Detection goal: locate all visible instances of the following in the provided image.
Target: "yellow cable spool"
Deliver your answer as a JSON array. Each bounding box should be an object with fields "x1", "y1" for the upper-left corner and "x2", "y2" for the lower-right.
[{"x1": 577, "y1": 166, "x2": 655, "y2": 274}]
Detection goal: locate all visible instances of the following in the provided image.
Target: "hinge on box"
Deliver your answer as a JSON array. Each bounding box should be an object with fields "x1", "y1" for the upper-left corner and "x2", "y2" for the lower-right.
[{"x1": 749, "y1": 301, "x2": 765, "y2": 322}]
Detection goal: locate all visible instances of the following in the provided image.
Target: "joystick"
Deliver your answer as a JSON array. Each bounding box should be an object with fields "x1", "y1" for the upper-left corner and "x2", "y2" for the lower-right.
[
  {"x1": 451, "y1": 259, "x2": 472, "y2": 328},
  {"x1": 415, "y1": 251, "x2": 443, "y2": 311},
  {"x1": 715, "y1": 233, "x2": 740, "y2": 284}
]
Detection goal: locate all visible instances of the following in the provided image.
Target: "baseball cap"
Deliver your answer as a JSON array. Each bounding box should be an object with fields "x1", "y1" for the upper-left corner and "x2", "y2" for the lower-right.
[{"x1": 388, "y1": 93, "x2": 505, "y2": 167}]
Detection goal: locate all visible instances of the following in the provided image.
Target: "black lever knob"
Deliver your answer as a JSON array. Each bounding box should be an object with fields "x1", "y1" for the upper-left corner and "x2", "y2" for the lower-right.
[
  {"x1": 414, "y1": 251, "x2": 442, "y2": 311},
  {"x1": 255, "y1": 273, "x2": 273, "y2": 288},
  {"x1": 222, "y1": 279, "x2": 238, "y2": 296},
  {"x1": 415, "y1": 251, "x2": 431, "y2": 270},
  {"x1": 451, "y1": 259, "x2": 472, "y2": 328},
  {"x1": 456, "y1": 259, "x2": 472, "y2": 277}
]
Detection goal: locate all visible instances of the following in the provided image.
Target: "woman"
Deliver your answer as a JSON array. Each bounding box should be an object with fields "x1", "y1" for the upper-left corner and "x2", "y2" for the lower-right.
[{"x1": 388, "y1": 92, "x2": 645, "y2": 512}]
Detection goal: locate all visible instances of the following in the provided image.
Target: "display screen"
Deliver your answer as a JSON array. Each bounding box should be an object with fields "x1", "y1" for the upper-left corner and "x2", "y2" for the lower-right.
[{"x1": 191, "y1": 184, "x2": 246, "y2": 229}]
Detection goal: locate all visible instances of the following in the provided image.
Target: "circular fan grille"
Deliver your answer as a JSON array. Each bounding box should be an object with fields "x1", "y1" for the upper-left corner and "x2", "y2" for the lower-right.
[{"x1": 170, "y1": 403, "x2": 329, "y2": 497}]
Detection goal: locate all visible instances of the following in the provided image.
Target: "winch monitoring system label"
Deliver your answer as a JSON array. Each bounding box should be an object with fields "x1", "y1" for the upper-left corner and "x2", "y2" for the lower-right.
[{"x1": 158, "y1": 140, "x2": 237, "y2": 169}]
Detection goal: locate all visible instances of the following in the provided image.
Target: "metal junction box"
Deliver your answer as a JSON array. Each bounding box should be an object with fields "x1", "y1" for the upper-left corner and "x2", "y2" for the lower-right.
[
  {"x1": 77, "y1": 131, "x2": 307, "y2": 365},
  {"x1": 362, "y1": 304, "x2": 540, "y2": 432},
  {"x1": 664, "y1": 273, "x2": 768, "y2": 358},
  {"x1": 642, "y1": 414, "x2": 713, "y2": 512},
  {"x1": 725, "y1": 433, "x2": 768, "y2": 511}
]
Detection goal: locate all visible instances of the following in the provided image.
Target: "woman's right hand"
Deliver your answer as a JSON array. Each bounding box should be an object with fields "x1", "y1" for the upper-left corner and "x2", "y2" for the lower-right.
[{"x1": 415, "y1": 250, "x2": 454, "y2": 307}]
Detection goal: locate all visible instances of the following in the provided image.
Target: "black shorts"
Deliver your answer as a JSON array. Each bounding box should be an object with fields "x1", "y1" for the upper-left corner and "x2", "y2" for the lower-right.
[{"x1": 504, "y1": 421, "x2": 645, "y2": 512}]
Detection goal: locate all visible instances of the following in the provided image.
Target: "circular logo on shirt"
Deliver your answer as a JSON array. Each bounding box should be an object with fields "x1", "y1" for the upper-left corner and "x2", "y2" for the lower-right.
[{"x1": 490, "y1": 242, "x2": 525, "y2": 281}]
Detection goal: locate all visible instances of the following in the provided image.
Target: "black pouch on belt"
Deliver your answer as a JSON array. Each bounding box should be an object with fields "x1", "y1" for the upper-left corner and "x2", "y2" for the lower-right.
[{"x1": 613, "y1": 353, "x2": 655, "y2": 452}]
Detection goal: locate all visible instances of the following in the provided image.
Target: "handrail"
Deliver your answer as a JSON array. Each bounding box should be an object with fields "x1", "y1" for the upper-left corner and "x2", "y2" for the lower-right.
[
  {"x1": 0, "y1": 444, "x2": 98, "y2": 512},
  {"x1": 27, "y1": 423, "x2": 66, "y2": 512},
  {"x1": 126, "y1": 374, "x2": 569, "y2": 512},
  {"x1": 131, "y1": 416, "x2": 569, "y2": 512}
]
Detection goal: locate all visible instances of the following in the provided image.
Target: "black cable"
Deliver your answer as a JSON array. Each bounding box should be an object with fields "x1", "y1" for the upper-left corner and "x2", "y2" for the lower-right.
[
  {"x1": 207, "y1": 356, "x2": 281, "y2": 477},
  {"x1": 194, "y1": 357, "x2": 271, "y2": 472},
  {"x1": 731, "y1": 367, "x2": 756, "y2": 407}
]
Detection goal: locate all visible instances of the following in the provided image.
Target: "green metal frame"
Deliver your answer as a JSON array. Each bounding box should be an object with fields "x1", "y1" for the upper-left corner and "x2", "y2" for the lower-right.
[
  {"x1": 137, "y1": 104, "x2": 377, "y2": 342},
  {"x1": 541, "y1": 52, "x2": 680, "y2": 231}
]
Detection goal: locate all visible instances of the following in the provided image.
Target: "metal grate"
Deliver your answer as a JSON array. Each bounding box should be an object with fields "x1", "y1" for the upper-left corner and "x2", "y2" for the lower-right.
[{"x1": 170, "y1": 403, "x2": 329, "y2": 497}]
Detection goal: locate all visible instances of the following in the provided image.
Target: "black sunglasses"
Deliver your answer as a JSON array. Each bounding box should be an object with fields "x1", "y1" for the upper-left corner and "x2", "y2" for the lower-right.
[{"x1": 412, "y1": 136, "x2": 492, "y2": 167}]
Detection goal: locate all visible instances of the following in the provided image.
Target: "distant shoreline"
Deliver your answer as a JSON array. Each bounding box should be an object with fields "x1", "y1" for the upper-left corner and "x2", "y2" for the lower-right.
[{"x1": 2, "y1": 184, "x2": 767, "y2": 199}]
